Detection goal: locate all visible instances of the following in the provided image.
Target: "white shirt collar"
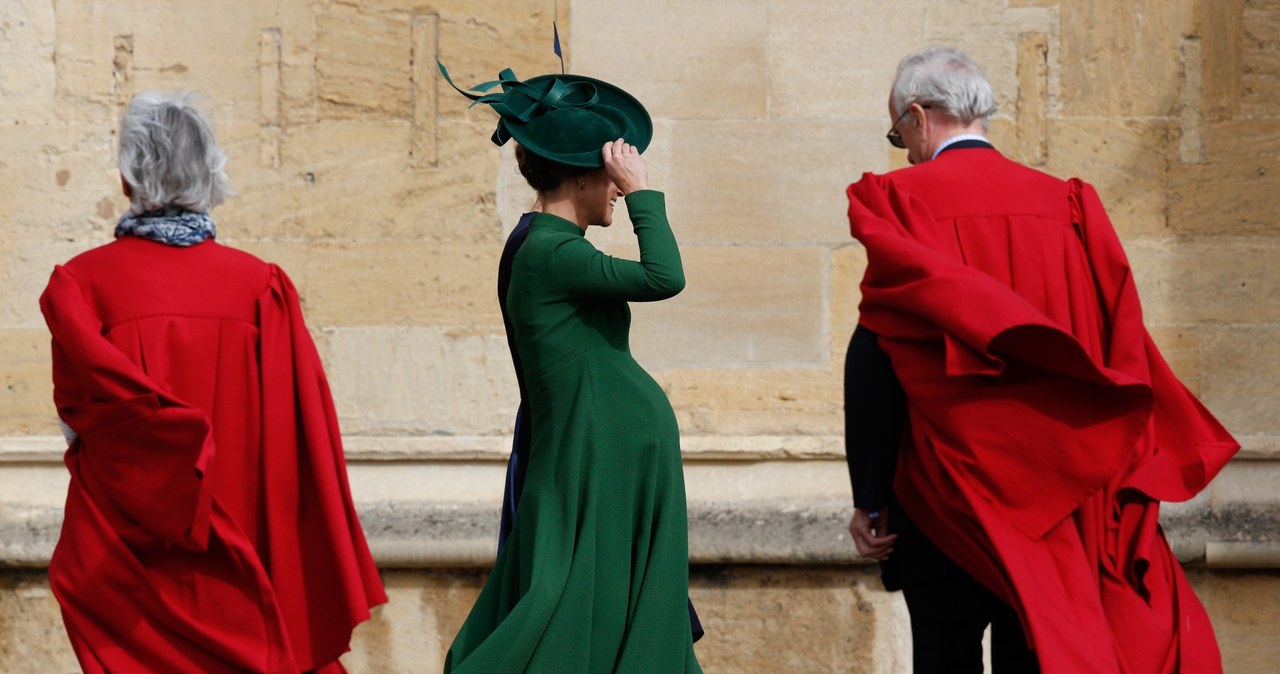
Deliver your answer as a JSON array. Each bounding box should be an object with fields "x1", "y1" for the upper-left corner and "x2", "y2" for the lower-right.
[{"x1": 932, "y1": 134, "x2": 991, "y2": 160}]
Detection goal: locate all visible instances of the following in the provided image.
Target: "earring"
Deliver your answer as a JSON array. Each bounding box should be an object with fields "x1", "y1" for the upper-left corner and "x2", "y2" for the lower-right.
[{"x1": 578, "y1": 180, "x2": 585, "y2": 190}]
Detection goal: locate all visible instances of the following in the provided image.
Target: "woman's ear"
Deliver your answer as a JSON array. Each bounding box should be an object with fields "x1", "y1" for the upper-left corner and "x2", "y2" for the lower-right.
[{"x1": 120, "y1": 174, "x2": 133, "y2": 199}]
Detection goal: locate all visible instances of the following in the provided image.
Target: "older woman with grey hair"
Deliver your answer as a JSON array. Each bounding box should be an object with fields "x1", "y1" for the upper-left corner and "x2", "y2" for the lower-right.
[
  {"x1": 40, "y1": 90, "x2": 385, "y2": 674},
  {"x1": 115, "y1": 90, "x2": 231, "y2": 226}
]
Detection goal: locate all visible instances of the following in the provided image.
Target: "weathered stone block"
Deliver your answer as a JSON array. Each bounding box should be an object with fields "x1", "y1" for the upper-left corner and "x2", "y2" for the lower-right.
[
  {"x1": 686, "y1": 566, "x2": 897, "y2": 674},
  {"x1": 386, "y1": 118, "x2": 509, "y2": 244},
  {"x1": 1059, "y1": 0, "x2": 1191, "y2": 117},
  {"x1": 3, "y1": 564, "x2": 1277, "y2": 674},
  {"x1": 1178, "y1": 35, "x2": 1208, "y2": 164},
  {"x1": 320, "y1": 327, "x2": 518, "y2": 436},
  {"x1": 1013, "y1": 32, "x2": 1051, "y2": 166},
  {"x1": 985, "y1": 117, "x2": 1019, "y2": 156},
  {"x1": 302, "y1": 241, "x2": 500, "y2": 328},
  {"x1": 1199, "y1": 325, "x2": 1280, "y2": 434},
  {"x1": 0, "y1": 572, "x2": 80, "y2": 673},
  {"x1": 347, "y1": 463, "x2": 509, "y2": 512},
  {"x1": 1188, "y1": 569, "x2": 1280, "y2": 674},
  {"x1": 922, "y1": 0, "x2": 1059, "y2": 123},
  {"x1": 1237, "y1": 434, "x2": 1280, "y2": 461},
  {"x1": 274, "y1": 2, "x2": 319, "y2": 128},
  {"x1": 226, "y1": 118, "x2": 505, "y2": 244},
  {"x1": 1146, "y1": 325, "x2": 1201, "y2": 395},
  {"x1": 769, "y1": 0, "x2": 925, "y2": 120},
  {"x1": 0, "y1": 2, "x2": 57, "y2": 126},
  {"x1": 225, "y1": 119, "x2": 410, "y2": 240},
  {"x1": 1241, "y1": 0, "x2": 1280, "y2": 118},
  {"x1": 410, "y1": 12, "x2": 440, "y2": 169},
  {"x1": 1, "y1": 240, "x2": 96, "y2": 330},
  {"x1": 570, "y1": 0, "x2": 769, "y2": 120},
  {"x1": 625, "y1": 246, "x2": 829, "y2": 368},
  {"x1": 1192, "y1": 0, "x2": 1245, "y2": 122},
  {"x1": 49, "y1": 1, "x2": 118, "y2": 119},
  {"x1": 659, "y1": 368, "x2": 843, "y2": 437},
  {"x1": 1168, "y1": 120, "x2": 1280, "y2": 237},
  {"x1": 1210, "y1": 461, "x2": 1280, "y2": 508},
  {"x1": 0, "y1": 123, "x2": 122, "y2": 244},
  {"x1": 316, "y1": 4, "x2": 412, "y2": 121},
  {"x1": 1043, "y1": 118, "x2": 1172, "y2": 239},
  {"x1": 684, "y1": 458, "x2": 851, "y2": 505},
  {"x1": 666, "y1": 120, "x2": 876, "y2": 245},
  {"x1": 131, "y1": 7, "x2": 276, "y2": 101},
  {"x1": 1127, "y1": 238, "x2": 1280, "y2": 327},
  {"x1": 830, "y1": 244, "x2": 867, "y2": 360},
  {"x1": 433, "y1": 1, "x2": 567, "y2": 109},
  {"x1": 495, "y1": 142, "x2": 534, "y2": 232},
  {"x1": 342, "y1": 570, "x2": 486, "y2": 674},
  {"x1": 0, "y1": 331, "x2": 54, "y2": 437}
]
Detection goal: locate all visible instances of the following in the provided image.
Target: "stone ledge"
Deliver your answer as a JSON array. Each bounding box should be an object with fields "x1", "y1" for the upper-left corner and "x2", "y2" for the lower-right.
[
  {"x1": 1237, "y1": 433, "x2": 1280, "y2": 460},
  {"x1": 0, "y1": 434, "x2": 847, "y2": 463},
  {"x1": 3, "y1": 433, "x2": 1275, "y2": 462},
  {"x1": 5, "y1": 498, "x2": 1278, "y2": 570},
  {"x1": 4, "y1": 435, "x2": 1277, "y2": 570}
]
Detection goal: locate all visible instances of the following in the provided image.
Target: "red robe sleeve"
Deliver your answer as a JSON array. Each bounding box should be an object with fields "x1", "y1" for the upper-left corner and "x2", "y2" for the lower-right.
[
  {"x1": 40, "y1": 265, "x2": 216, "y2": 551},
  {"x1": 258, "y1": 265, "x2": 388, "y2": 670},
  {"x1": 1067, "y1": 180, "x2": 1238, "y2": 501}
]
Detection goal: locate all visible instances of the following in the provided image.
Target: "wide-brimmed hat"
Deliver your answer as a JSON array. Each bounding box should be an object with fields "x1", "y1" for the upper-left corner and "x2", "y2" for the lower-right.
[{"x1": 439, "y1": 62, "x2": 652, "y2": 168}]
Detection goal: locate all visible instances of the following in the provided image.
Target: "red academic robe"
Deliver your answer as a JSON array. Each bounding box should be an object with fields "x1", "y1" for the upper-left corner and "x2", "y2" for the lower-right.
[
  {"x1": 846, "y1": 148, "x2": 1238, "y2": 674},
  {"x1": 40, "y1": 236, "x2": 387, "y2": 674}
]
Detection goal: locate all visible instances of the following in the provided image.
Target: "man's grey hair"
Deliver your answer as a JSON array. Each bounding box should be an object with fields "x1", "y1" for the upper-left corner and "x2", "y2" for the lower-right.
[
  {"x1": 118, "y1": 91, "x2": 231, "y2": 214},
  {"x1": 891, "y1": 46, "x2": 998, "y2": 130}
]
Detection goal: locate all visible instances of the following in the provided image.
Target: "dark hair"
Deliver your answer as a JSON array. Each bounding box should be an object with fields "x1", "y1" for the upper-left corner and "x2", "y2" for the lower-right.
[{"x1": 515, "y1": 143, "x2": 584, "y2": 193}]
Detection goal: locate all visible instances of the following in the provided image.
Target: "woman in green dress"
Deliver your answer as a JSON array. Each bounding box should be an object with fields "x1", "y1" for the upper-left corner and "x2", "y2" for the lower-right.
[{"x1": 440, "y1": 66, "x2": 702, "y2": 673}]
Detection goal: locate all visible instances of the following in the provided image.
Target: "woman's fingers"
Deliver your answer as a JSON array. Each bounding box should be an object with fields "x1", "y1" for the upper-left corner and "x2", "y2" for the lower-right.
[
  {"x1": 603, "y1": 139, "x2": 639, "y2": 161},
  {"x1": 602, "y1": 138, "x2": 647, "y2": 194}
]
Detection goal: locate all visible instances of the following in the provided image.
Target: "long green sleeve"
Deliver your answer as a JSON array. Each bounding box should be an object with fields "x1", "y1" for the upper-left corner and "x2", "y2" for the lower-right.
[{"x1": 549, "y1": 190, "x2": 684, "y2": 301}]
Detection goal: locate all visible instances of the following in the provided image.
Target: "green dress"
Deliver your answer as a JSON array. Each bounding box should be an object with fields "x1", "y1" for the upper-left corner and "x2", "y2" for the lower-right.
[{"x1": 445, "y1": 191, "x2": 702, "y2": 673}]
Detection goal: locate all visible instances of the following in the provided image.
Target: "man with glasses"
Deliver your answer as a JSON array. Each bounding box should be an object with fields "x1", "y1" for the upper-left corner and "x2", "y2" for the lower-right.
[{"x1": 843, "y1": 46, "x2": 1236, "y2": 673}]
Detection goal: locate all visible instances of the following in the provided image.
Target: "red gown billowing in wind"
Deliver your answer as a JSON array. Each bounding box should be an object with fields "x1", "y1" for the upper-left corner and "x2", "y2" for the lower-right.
[
  {"x1": 40, "y1": 236, "x2": 386, "y2": 673},
  {"x1": 846, "y1": 148, "x2": 1238, "y2": 673}
]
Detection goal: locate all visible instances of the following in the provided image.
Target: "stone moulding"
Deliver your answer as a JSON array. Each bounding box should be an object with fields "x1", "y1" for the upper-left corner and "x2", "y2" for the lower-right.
[
  {"x1": 2, "y1": 435, "x2": 1277, "y2": 570},
  {"x1": 4, "y1": 433, "x2": 1276, "y2": 462}
]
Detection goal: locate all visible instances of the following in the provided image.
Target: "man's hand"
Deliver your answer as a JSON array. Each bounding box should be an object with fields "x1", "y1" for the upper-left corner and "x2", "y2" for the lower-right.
[
  {"x1": 602, "y1": 138, "x2": 648, "y2": 195},
  {"x1": 848, "y1": 508, "x2": 896, "y2": 561}
]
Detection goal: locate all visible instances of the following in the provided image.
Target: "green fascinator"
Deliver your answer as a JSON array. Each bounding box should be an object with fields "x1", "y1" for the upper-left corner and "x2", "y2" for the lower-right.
[{"x1": 439, "y1": 61, "x2": 652, "y2": 168}]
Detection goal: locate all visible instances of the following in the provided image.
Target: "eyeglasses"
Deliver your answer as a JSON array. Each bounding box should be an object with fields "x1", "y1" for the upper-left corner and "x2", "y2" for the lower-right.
[{"x1": 886, "y1": 103, "x2": 931, "y2": 149}]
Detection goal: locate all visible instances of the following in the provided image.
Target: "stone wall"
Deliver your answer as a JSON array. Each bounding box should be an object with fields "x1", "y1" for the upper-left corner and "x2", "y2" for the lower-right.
[
  {"x1": 1, "y1": 0, "x2": 1278, "y2": 672},
  {"x1": 3, "y1": 567, "x2": 1278, "y2": 673}
]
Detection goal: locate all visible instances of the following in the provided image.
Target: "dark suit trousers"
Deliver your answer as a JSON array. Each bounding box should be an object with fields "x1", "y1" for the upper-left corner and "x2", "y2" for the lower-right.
[
  {"x1": 845, "y1": 324, "x2": 1039, "y2": 673},
  {"x1": 902, "y1": 571, "x2": 1041, "y2": 674}
]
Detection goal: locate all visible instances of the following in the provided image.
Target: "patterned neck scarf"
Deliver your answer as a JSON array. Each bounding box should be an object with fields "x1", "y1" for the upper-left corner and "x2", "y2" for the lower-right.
[{"x1": 115, "y1": 208, "x2": 216, "y2": 246}]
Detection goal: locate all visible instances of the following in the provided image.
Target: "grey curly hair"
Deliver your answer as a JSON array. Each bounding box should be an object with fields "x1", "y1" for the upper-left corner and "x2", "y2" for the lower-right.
[
  {"x1": 891, "y1": 46, "x2": 998, "y2": 130},
  {"x1": 118, "y1": 91, "x2": 231, "y2": 214}
]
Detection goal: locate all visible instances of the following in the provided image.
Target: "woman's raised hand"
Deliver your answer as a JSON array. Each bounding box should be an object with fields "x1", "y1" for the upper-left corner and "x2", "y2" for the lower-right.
[{"x1": 602, "y1": 139, "x2": 648, "y2": 195}]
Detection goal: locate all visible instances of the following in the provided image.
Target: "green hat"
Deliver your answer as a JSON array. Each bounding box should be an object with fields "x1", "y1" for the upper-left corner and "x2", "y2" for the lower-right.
[{"x1": 439, "y1": 62, "x2": 652, "y2": 168}]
